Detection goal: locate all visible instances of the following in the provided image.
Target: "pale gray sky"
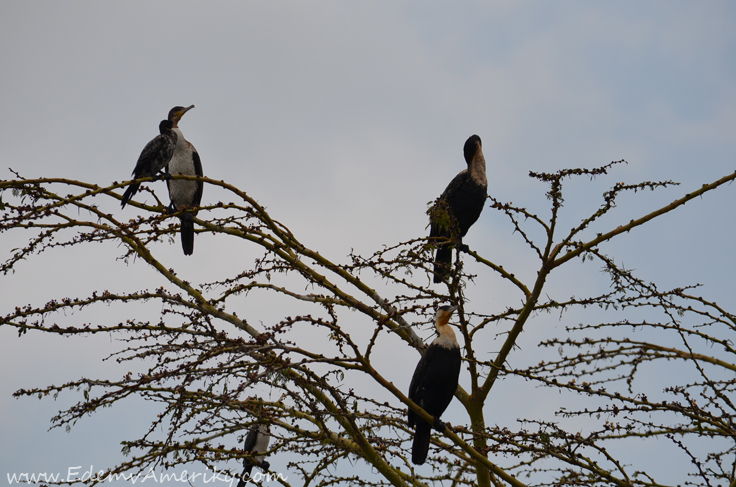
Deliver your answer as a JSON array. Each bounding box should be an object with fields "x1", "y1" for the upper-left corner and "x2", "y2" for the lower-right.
[{"x1": 1, "y1": 1, "x2": 735, "y2": 484}]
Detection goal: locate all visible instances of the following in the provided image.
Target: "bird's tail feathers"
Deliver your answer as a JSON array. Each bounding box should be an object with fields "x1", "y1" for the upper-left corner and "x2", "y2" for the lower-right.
[
  {"x1": 120, "y1": 183, "x2": 140, "y2": 209},
  {"x1": 433, "y1": 244, "x2": 453, "y2": 283},
  {"x1": 412, "y1": 421, "x2": 431, "y2": 465},
  {"x1": 180, "y1": 213, "x2": 195, "y2": 256},
  {"x1": 236, "y1": 463, "x2": 255, "y2": 487}
]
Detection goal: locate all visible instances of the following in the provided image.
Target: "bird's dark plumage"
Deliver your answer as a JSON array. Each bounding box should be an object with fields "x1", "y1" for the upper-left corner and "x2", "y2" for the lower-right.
[
  {"x1": 236, "y1": 423, "x2": 271, "y2": 487},
  {"x1": 165, "y1": 105, "x2": 203, "y2": 256},
  {"x1": 408, "y1": 305, "x2": 462, "y2": 465},
  {"x1": 121, "y1": 119, "x2": 177, "y2": 208},
  {"x1": 429, "y1": 135, "x2": 487, "y2": 283}
]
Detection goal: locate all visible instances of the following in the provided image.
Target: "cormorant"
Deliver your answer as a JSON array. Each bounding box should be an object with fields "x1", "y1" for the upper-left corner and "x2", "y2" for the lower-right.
[
  {"x1": 408, "y1": 305, "x2": 461, "y2": 465},
  {"x1": 236, "y1": 423, "x2": 271, "y2": 487},
  {"x1": 165, "y1": 105, "x2": 203, "y2": 256},
  {"x1": 120, "y1": 119, "x2": 177, "y2": 208},
  {"x1": 429, "y1": 135, "x2": 487, "y2": 283}
]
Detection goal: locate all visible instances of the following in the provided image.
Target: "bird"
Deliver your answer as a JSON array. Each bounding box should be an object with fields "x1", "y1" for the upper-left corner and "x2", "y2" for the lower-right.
[
  {"x1": 165, "y1": 105, "x2": 203, "y2": 256},
  {"x1": 428, "y1": 135, "x2": 487, "y2": 283},
  {"x1": 236, "y1": 423, "x2": 271, "y2": 487},
  {"x1": 120, "y1": 119, "x2": 177, "y2": 208},
  {"x1": 408, "y1": 305, "x2": 462, "y2": 465}
]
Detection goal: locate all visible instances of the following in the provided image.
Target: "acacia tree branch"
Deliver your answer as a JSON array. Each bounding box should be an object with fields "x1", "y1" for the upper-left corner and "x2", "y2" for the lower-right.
[
  {"x1": 551, "y1": 170, "x2": 736, "y2": 267},
  {"x1": 3, "y1": 164, "x2": 736, "y2": 486}
]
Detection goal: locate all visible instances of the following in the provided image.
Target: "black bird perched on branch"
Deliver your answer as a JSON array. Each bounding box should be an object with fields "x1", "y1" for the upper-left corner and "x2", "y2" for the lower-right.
[
  {"x1": 429, "y1": 135, "x2": 487, "y2": 283},
  {"x1": 120, "y1": 119, "x2": 177, "y2": 209},
  {"x1": 236, "y1": 423, "x2": 271, "y2": 487},
  {"x1": 165, "y1": 105, "x2": 203, "y2": 256},
  {"x1": 408, "y1": 305, "x2": 461, "y2": 465}
]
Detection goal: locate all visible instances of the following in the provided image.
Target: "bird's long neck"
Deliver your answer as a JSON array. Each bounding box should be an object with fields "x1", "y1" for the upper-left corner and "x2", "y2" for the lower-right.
[
  {"x1": 162, "y1": 126, "x2": 177, "y2": 141},
  {"x1": 434, "y1": 321, "x2": 458, "y2": 349},
  {"x1": 172, "y1": 127, "x2": 188, "y2": 150},
  {"x1": 468, "y1": 151, "x2": 487, "y2": 187}
]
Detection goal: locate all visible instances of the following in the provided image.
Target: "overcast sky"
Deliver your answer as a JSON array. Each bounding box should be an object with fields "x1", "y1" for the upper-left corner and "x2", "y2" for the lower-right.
[{"x1": 1, "y1": 1, "x2": 736, "y2": 484}]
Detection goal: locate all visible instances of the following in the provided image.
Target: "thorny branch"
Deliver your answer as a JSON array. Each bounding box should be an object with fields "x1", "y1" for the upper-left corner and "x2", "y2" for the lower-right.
[{"x1": 1, "y1": 164, "x2": 735, "y2": 486}]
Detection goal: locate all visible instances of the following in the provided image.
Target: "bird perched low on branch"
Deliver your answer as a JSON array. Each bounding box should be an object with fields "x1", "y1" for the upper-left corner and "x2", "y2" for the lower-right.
[
  {"x1": 236, "y1": 423, "x2": 271, "y2": 487},
  {"x1": 120, "y1": 119, "x2": 177, "y2": 208},
  {"x1": 408, "y1": 305, "x2": 462, "y2": 465},
  {"x1": 165, "y1": 105, "x2": 203, "y2": 256},
  {"x1": 428, "y1": 135, "x2": 487, "y2": 283}
]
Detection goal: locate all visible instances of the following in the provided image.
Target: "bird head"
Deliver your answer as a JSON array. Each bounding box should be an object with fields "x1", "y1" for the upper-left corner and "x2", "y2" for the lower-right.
[
  {"x1": 463, "y1": 134, "x2": 482, "y2": 165},
  {"x1": 168, "y1": 105, "x2": 195, "y2": 127},
  {"x1": 435, "y1": 305, "x2": 458, "y2": 328},
  {"x1": 158, "y1": 119, "x2": 174, "y2": 133}
]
